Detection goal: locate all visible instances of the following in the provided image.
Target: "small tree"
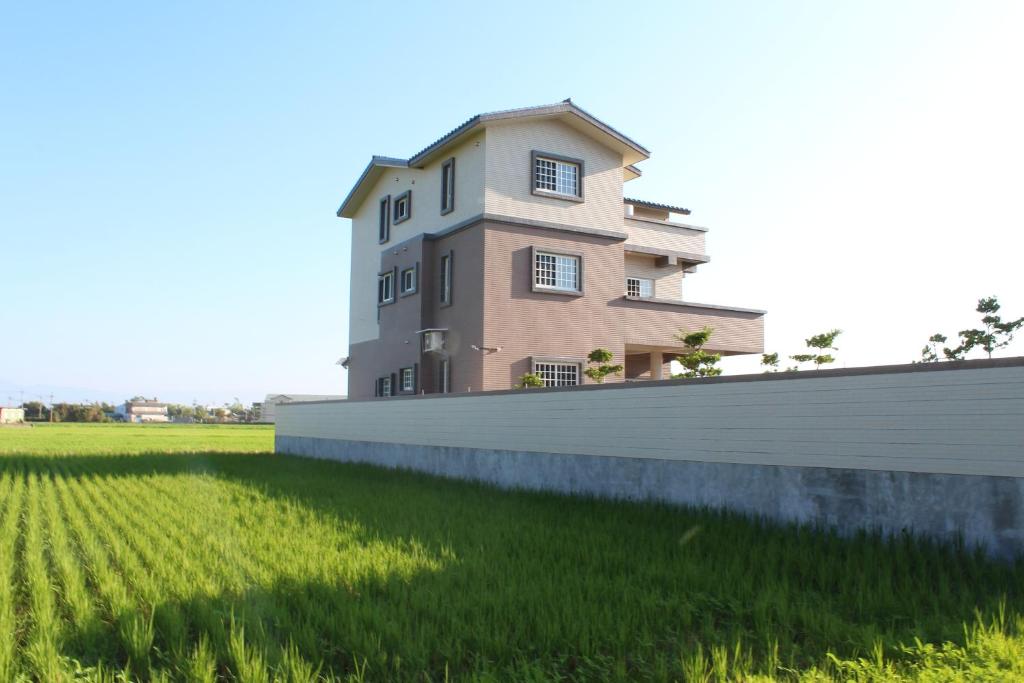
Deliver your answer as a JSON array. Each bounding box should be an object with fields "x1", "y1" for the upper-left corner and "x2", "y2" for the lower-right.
[
  {"x1": 920, "y1": 296, "x2": 1023, "y2": 361},
  {"x1": 919, "y1": 334, "x2": 948, "y2": 363},
  {"x1": 673, "y1": 327, "x2": 722, "y2": 378},
  {"x1": 789, "y1": 329, "x2": 842, "y2": 370},
  {"x1": 760, "y1": 352, "x2": 780, "y2": 373},
  {"x1": 583, "y1": 348, "x2": 624, "y2": 384},
  {"x1": 514, "y1": 373, "x2": 544, "y2": 389}
]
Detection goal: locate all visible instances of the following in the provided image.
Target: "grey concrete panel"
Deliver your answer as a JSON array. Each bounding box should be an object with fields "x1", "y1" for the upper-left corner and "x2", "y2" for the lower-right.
[{"x1": 277, "y1": 435, "x2": 1024, "y2": 561}]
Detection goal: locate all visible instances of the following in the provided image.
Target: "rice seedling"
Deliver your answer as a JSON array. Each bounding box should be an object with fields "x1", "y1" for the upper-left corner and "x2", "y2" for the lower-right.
[{"x1": 0, "y1": 423, "x2": 1020, "y2": 681}]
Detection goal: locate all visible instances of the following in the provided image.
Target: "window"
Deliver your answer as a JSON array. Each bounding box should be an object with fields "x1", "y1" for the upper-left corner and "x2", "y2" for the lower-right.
[
  {"x1": 378, "y1": 271, "x2": 394, "y2": 304},
  {"x1": 534, "y1": 251, "x2": 580, "y2": 293},
  {"x1": 378, "y1": 196, "x2": 390, "y2": 243},
  {"x1": 533, "y1": 152, "x2": 581, "y2": 199},
  {"x1": 440, "y1": 158, "x2": 455, "y2": 214},
  {"x1": 400, "y1": 266, "x2": 417, "y2": 295},
  {"x1": 438, "y1": 358, "x2": 450, "y2": 393},
  {"x1": 439, "y1": 252, "x2": 452, "y2": 304},
  {"x1": 400, "y1": 367, "x2": 414, "y2": 392},
  {"x1": 393, "y1": 190, "x2": 411, "y2": 224},
  {"x1": 533, "y1": 361, "x2": 580, "y2": 387},
  {"x1": 626, "y1": 277, "x2": 653, "y2": 298},
  {"x1": 377, "y1": 376, "x2": 393, "y2": 397}
]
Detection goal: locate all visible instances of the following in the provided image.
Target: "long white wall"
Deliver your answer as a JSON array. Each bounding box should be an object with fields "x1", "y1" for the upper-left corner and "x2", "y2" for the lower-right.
[{"x1": 277, "y1": 360, "x2": 1024, "y2": 478}]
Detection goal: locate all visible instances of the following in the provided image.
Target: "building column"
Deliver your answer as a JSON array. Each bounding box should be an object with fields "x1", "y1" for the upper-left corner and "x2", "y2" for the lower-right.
[{"x1": 649, "y1": 351, "x2": 664, "y2": 380}]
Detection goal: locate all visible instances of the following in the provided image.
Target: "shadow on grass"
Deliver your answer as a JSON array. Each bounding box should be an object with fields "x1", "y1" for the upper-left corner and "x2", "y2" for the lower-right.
[{"x1": 1, "y1": 451, "x2": 1022, "y2": 679}]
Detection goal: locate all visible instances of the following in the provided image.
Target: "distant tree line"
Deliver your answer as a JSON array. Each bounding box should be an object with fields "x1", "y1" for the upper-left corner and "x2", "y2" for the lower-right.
[
  {"x1": 18, "y1": 399, "x2": 259, "y2": 423},
  {"x1": 19, "y1": 401, "x2": 116, "y2": 422}
]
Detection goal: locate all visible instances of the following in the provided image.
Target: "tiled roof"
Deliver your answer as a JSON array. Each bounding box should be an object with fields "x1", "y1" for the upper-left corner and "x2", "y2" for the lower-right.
[
  {"x1": 624, "y1": 197, "x2": 691, "y2": 216},
  {"x1": 338, "y1": 100, "x2": 650, "y2": 217}
]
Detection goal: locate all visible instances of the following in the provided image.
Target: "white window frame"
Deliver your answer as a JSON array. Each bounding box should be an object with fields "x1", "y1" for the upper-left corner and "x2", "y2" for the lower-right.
[
  {"x1": 626, "y1": 277, "x2": 653, "y2": 298},
  {"x1": 532, "y1": 361, "x2": 581, "y2": 387},
  {"x1": 400, "y1": 367, "x2": 414, "y2": 392},
  {"x1": 378, "y1": 271, "x2": 394, "y2": 304},
  {"x1": 379, "y1": 376, "x2": 392, "y2": 397},
  {"x1": 533, "y1": 153, "x2": 581, "y2": 199},
  {"x1": 534, "y1": 250, "x2": 580, "y2": 293}
]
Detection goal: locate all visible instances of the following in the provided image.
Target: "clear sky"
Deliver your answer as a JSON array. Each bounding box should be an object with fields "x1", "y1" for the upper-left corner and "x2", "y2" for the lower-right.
[{"x1": 2, "y1": 1, "x2": 1022, "y2": 407}]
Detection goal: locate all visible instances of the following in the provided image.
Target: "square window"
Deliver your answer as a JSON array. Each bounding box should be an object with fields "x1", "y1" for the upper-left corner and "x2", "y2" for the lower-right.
[
  {"x1": 533, "y1": 154, "x2": 580, "y2": 198},
  {"x1": 534, "y1": 251, "x2": 580, "y2": 293},
  {"x1": 393, "y1": 190, "x2": 411, "y2": 224},
  {"x1": 533, "y1": 361, "x2": 580, "y2": 387},
  {"x1": 626, "y1": 277, "x2": 653, "y2": 298},
  {"x1": 400, "y1": 266, "x2": 417, "y2": 295},
  {"x1": 378, "y1": 271, "x2": 394, "y2": 304}
]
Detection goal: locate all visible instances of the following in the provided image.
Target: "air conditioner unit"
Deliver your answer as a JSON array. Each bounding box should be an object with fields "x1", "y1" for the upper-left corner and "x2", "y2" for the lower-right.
[{"x1": 422, "y1": 330, "x2": 445, "y2": 353}]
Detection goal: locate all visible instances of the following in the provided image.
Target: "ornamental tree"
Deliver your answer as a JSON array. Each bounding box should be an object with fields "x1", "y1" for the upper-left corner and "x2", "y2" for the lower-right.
[
  {"x1": 920, "y1": 296, "x2": 1023, "y2": 361},
  {"x1": 514, "y1": 373, "x2": 544, "y2": 389},
  {"x1": 583, "y1": 348, "x2": 624, "y2": 383},
  {"x1": 673, "y1": 327, "x2": 722, "y2": 378},
  {"x1": 761, "y1": 352, "x2": 780, "y2": 372},
  {"x1": 789, "y1": 329, "x2": 842, "y2": 370}
]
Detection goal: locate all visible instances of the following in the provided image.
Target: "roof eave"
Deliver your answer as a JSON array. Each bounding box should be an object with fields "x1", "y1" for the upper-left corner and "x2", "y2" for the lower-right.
[{"x1": 336, "y1": 156, "x2": 409, "y2": 218}]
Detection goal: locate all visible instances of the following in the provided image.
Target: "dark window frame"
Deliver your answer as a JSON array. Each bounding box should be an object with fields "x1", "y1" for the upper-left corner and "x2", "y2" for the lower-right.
[
  {"x1": 440, "y1": 157, "x2": 455, "y2": 215},
  {"x1": 378, "y1": 196, "x2": 391, "y2": 243},
  {"x1": 530, "y1": 150, "x2": 584, "y2": 203},
  {"x1": 439, "y1": 250, "x2": 453, "y2": 307},
  {"x1": 399, "y1": 366, "x2": 416, "y2": 394},
  {"x1": 530, "y1": 246, "x2": 584, "y2": 297},
  {"x1": 400, "y1": 263, "x2": 419, "y2": 297},
  {"x1": 393, "y1": 190, "x2": 412, "y2": 225},
  {"x1": 377, "y1": 267, "x2": 397, "y2": 306},
  {"x1": 376, "y1": 375, "x2": 395, "y2": 397}
]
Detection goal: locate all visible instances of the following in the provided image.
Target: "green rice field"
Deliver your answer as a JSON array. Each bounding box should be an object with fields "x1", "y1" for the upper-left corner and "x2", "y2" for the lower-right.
[{"x1": 0, "y1": 423, "x2": 1021, "y2": 681}]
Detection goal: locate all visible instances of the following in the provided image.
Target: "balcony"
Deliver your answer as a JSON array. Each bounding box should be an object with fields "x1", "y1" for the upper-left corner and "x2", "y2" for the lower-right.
[
  {"x1": 612, "y1": 295, "x2": 765, "y2": 379},
  {"x1": 622, "y1": 216, "x2": 707, "y2": 264}
]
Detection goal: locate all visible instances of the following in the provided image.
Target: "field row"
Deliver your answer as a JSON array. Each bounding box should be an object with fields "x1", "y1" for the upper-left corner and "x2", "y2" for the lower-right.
[{"x1": 0, "y1": 442, "x2": 1022, "y2": 680}]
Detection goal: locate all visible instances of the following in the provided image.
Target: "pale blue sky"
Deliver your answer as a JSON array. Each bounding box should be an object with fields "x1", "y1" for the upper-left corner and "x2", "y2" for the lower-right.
[{"x1": 1, "y1": 1, "x2": 1022, "y2": 406}]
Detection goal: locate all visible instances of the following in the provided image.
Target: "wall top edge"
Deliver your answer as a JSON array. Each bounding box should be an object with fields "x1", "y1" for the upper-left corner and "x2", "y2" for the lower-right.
[{"x1": 278, "y1": 356, "x2": 1024, "y2": 407}]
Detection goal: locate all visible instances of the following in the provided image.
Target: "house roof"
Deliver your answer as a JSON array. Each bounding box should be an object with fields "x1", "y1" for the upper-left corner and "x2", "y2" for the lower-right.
[
  {"x1": 337, "y1": 100, "x2": 651, "y2": 218},
  {"x1": 624, "y1": 198, "x2": 691, "y2": 216}
]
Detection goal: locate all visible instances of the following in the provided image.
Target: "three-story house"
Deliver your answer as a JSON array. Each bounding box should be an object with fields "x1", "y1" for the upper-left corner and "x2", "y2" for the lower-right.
[{"x1": 337, "y1": 100, "x2": 765, "y2": 398}]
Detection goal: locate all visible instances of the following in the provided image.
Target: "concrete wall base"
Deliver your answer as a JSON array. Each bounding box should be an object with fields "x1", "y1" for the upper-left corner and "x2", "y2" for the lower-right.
[{"x1": 276, "y1": 435, "x2": 1024, "y2": 561}]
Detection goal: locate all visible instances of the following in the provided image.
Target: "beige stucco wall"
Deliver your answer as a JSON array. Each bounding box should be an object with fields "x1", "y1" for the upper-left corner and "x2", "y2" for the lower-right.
[
  {"x1": 349, "y1": 133, "x2": 486, "y2": 345},
  {"x1": 622, "y1": 218, "x2": 706, "y2": 255},
  {"x1": 277, "y1": 362, "x2": 1024, "y2": 478},
  {"x1": 483, "y1": 119, "x2": 625, "y2": 233},
  {"x1": 623, "y1": 253, "x2": 684, "y2": 300}
]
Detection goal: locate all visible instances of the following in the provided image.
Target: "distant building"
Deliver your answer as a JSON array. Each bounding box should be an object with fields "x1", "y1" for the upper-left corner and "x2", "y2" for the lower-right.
[
  {"x1": 261, "y1": 394, "x2": 344, "y2": 423},
  {"x1": 115, "y1": 399, "x2": 169, "y2": 423},
  {"x1": 0, "y1": 407, "x2": 25, "y2": 424}
]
